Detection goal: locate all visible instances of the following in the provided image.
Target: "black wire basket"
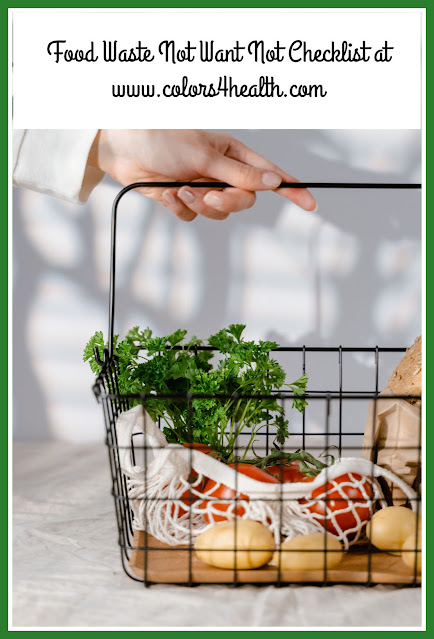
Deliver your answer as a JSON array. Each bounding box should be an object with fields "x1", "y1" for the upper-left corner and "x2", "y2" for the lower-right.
[{"x1": 92, "y1": 181, "x2": 422, "y2": 587}]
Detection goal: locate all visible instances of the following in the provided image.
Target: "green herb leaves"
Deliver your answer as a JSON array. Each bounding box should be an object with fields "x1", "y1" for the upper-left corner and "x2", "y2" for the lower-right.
[{"x1": 84, "y1": 325, "x2": 308, "y2": 462}]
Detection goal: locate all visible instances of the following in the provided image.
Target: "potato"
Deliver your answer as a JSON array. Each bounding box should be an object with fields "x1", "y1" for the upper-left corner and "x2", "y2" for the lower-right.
[
  {"x1": 273, "y1": 532, "x2": 343, "y2": 570},
  {"x1": 401, "y1": 532, "x2": 422, "y2": 574},
  {"x1": 366, "y1": 506, "x2": 421, "y2": 555},
  {"x1": 195, "y1": 520, "x2": 274, "y2": 570}
]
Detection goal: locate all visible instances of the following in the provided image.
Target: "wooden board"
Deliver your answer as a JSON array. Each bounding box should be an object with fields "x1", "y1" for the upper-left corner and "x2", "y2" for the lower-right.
[{"x1": 128, "y1": 531, "x2": 421, "y2": 585}]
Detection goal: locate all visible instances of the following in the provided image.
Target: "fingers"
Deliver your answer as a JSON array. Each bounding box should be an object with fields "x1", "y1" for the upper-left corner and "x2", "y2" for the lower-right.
[
  {"x1": 162, "y1": 189, "x2": 197, "y2": 222},
  {"x1": 273, "y1": 180, "x2": 317, "y2": 212},
  {"x1": 204, "y1": 151, "x2": 282, "y2": 193},
  {"x1": 226, "y1": 138, "x2": 317, "y2": 212},
  {"x1": 202, "y1": 188, "x2": 256, "y2": 214},
  {"x1": 178, "y1": 185, "x2": 256, "y2": 218},
  {"x1": 177, "y1": 186, "x2": 229, "y2": 220},
  {"x1": 162, "y1": 186, "x2": 256, "y2": 221}
]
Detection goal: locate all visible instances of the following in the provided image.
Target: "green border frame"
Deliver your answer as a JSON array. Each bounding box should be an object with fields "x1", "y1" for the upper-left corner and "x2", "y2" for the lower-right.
[{"x1": 8, "y1": 4, "x2": 428, "y2": 634}]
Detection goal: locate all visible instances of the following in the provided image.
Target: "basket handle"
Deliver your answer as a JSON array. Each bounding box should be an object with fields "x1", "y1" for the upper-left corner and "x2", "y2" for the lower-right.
[{"x1": 101, "y1": 180, "x2": 421, "y2": 362}]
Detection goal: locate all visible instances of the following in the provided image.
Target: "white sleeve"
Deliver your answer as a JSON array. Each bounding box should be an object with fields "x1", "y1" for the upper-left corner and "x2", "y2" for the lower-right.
[{"x1": 12, "y1": 129, "x2": 105, "y2": 204}]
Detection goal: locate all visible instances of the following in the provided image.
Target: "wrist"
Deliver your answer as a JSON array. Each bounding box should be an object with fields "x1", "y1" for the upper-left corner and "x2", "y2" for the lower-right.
[
  {"x1": 87, "y1": 129, "x2": 142, "y2": 182},
  {"x1": 87, "y1": 129, "x2": 119, "y2": 175}
]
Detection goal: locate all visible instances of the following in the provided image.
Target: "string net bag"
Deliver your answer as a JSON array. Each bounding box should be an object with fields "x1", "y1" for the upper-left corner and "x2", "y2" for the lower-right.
[{"x1": 117, "y1": 405, "x2": 419, "y2": 550}]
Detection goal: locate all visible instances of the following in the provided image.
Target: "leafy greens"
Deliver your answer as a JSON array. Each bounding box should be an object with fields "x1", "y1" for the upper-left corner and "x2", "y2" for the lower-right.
[{"x1": 84, "y1": 324, "x2": 308, "y2": 463}]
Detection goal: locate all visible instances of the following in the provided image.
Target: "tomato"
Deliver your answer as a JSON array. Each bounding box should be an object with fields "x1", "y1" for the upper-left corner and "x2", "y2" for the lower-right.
[
  {"x1": 301, "y1": 473, "x2": 373, "y2": 536},
  {"x1": 266, "y1": 461, "x2": 313, "y2": 483},
  {"x1": 169, "y1": 443, "x2": 214, "y2": 517},
  {"x1": 182, "y1": 442, "x2": 214, "y2": 485},
  {"x1": 200, "y1": 463, "x2": 279, "y2": 524}
]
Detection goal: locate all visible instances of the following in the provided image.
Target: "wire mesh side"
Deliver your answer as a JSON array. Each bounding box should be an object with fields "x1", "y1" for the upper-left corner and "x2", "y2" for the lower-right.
[{"x1": 93, "y1": 347, "x2": 422, "y2": 587}]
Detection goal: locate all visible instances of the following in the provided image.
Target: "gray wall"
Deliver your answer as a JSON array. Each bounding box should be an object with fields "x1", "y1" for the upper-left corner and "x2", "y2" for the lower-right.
[{"x1": 13, "y1": 129, "x2": 421, "y2": 441}]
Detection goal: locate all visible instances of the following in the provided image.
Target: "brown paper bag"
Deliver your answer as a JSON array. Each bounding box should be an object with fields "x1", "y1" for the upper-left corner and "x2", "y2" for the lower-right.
[{"x1": 362, "y1": 393, "x2": 421, "y2": 504}]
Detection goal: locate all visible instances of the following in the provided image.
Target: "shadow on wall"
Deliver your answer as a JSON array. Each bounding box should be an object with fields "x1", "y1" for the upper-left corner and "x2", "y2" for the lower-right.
[{"x1": 13, "y1": 129, "x2": 421, "y2": 441}]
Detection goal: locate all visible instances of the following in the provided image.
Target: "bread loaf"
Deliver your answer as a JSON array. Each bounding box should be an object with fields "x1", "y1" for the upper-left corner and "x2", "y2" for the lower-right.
[
  {"x1": 363, "y1": 335, "x2": 422, "y2": 504},
  {"x1": 385, "y1": 335, "x2": 421, "y2": 404}
]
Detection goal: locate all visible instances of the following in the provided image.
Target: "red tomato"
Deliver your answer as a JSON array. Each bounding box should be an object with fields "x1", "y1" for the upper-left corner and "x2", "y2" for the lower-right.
[
  {"x1": 301, "y1": 473, "x2": 372, "y2": 536},
  {"x1": 182, "y1": 442, "x2": 214, "y2": 484},
  {"x1": 200, "y1": 463, "x2": 279, "y2": 523},
  {"x1": 266, "y1": 461, "x2": 312, "y2": 483},
  {"x1": 169, "y1": 443, "x2": 214, "y2": 517}
]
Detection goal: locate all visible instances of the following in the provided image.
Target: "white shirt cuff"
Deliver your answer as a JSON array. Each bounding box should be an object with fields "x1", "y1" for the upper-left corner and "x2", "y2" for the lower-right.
[{"x1": 13, "y1": 129, "x2": 105, "y2": 204}]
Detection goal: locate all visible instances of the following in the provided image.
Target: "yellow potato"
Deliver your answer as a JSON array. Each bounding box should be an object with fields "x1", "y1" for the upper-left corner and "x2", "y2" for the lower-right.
[
  {"x1": 273, "y1": 532, "x2": 343, "y2": 570},
  {"x1": 366, "y1": 507, "x2": 421, "y2": 555},
  {"x1": 401, "y1": 532, "x2": 422, "y2": 574},
  {"x1": 195, "y1": 520, "x2": 275, "y2": 570}
]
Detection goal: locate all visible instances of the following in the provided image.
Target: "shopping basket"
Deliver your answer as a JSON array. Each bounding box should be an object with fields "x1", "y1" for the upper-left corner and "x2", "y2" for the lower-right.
[{"x1": 92, "y1": 181, "x2": 422, "y2": 586}]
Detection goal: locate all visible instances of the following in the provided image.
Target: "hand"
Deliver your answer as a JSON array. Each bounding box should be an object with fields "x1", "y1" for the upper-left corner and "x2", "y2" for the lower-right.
[{"x1": 88, "y1": 129, "x2": 317, "y2": 222}]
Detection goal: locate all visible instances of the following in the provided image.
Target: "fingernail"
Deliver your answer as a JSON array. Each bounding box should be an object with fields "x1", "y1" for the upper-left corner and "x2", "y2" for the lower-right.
[
  {"x1": 262, "y1": 172, "x2": 281, "y2": 188},
  {"x1": 178, "y1": 188, "x2": 195, "y2": 204},
  {"x1": 304, "y1": 192, "x2": 317, "y2": 211},
  {"x1": 204, "y1": 193, "x2": 223, "y2": 209},
  {"x1": 163, "y1": 190, "x2": 176, "y2": 206}
]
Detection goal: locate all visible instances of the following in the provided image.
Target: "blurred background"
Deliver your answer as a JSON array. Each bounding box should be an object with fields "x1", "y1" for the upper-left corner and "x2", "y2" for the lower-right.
[{"x1": 13, "y1": 129, "x2": 421, "y2": 442}]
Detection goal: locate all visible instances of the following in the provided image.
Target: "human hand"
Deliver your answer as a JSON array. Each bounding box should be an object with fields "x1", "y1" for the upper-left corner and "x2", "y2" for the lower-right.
[{"x1": 88, "y1": 129, "x2": 317, "y2": 221}]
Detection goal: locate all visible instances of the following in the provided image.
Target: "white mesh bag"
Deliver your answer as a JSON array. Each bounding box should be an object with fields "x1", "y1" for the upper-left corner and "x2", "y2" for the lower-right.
[{"x1": 117, "y1": 405, "x2": 419, "y2": 550}]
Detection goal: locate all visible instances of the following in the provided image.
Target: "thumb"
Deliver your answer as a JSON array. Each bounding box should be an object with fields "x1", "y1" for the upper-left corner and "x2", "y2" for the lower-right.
[{"x1": 204, "y1": 151, "x2": 282, "y2": 191}]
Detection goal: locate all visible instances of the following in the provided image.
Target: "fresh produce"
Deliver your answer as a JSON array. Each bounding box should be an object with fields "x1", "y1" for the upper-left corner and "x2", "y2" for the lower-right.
[
  {"x1": 200, "y1": 463, "x2": 279, "y2": 523},
  {"x1": 84, "y1": 324, "x2": 308, "y2": 462},
  {"x1": 401, "y1": 531, "x2": 422, "y2": 573},
  {"x1": 301, "y1": 473, "x2": 373, "y2": 536},
  {"x1": 183, "y1": 442, "x2": 216, "y2": 477},
  {"x1": 169, "y1": 443, "x2": 214, "y2": 516},
  {"x1": 366, "y1": 506, "x2": 421, "y2": 554},
  {"x1": 244, "y1": 448, "x2": 329, "y2": 480},
  {"x1": 267, "y1": 461, "x2": 310, "y2": 483},
  {"x1": 231, "y1": 457, "x2": 373, "y2": 538},
  {"x1": 274, "y1": 532, "x2": 343, "y2": 570},
  {"x1": 195, "y1": 520, "x2": 275, "y2": 569}
]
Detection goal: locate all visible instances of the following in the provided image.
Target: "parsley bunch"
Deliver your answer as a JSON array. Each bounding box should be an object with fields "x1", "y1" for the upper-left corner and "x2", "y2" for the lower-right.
[{"x1": 84, "y1": 324, "x2": 308, "y2": 463}]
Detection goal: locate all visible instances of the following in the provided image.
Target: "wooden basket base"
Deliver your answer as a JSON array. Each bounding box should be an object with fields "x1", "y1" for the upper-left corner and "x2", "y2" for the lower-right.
[{"x1": 128, "y1": 531, "x2": 421, "y2": 585}]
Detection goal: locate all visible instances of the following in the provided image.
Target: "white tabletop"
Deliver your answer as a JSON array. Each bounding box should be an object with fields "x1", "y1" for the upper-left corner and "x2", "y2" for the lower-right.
[{"x1": 13, "y1": 442, "x2": 422, "y2": 629}]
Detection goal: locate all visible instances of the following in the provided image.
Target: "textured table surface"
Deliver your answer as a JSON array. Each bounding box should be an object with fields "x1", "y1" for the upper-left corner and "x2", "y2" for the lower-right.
[{"x1": 13, "y1": 442, "x2": 422, "y2": 629}]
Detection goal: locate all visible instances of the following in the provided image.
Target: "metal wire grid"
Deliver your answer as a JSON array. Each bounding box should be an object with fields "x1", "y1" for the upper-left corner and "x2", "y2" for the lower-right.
[
  {"x1": 93, "y1": 344, "x2": 421, "y2": 587},
  {"x1": 91, "y1": 182, "x2": 422, "y2": 587}
]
